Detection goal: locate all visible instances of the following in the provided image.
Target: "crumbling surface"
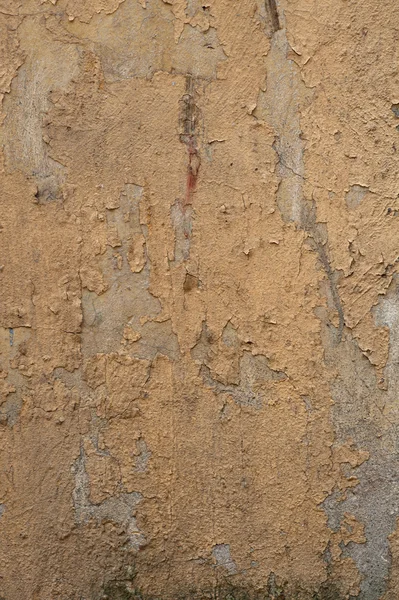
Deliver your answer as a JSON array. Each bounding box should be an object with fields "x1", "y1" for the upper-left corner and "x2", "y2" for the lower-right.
[{"x1": 1, "y1": 0, "x2": 399, "y2": 599}]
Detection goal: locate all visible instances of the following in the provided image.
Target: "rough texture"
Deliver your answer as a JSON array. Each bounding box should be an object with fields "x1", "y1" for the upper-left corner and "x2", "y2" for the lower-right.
[{"x1": 0, "y1": 1, "x2": 399, "y2": 599}]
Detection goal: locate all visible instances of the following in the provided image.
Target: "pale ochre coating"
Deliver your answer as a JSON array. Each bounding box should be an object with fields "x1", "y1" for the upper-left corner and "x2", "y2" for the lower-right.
[{"x1": 0, "y1": 1, "x2": 399, "y2": 599}]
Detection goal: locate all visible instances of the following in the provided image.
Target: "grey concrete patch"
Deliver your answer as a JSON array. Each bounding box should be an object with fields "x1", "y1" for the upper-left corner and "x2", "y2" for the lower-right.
[
  {"x1": 65, "y1": 0, "x2": 226, "y2": 83},
  {"x1": 82, "y1": 184, "x2": 179, "y2": 361},
  {"x1": 345, "y1": 185, "x2": 369, "y2": 210},
  {"x1": 212, "y1": 544, "x2": 237, "y2": 575},
  {"x1": 72, "y1": 446, "x2": 146, "y2": 551},
  {"x1": 201, "y1": 351, "x2": 286, "y2": 409},
  {"x1": 2, "y1": 18, "x2": 79, "y2": 201},
  {"x1": 254, "y1": 22, "x2": 304, "y2": 224},
  {"x1": 134, "y1": 438, "x2": 151, "y2": 473},
  {"x1": 322, "y1": 281, "x2": 399, "y2": 600}
]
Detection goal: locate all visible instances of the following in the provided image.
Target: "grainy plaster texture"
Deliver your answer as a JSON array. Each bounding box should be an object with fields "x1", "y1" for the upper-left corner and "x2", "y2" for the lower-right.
[{"x1": 1, "y1": 1, "x2": 399, "y2": 598}]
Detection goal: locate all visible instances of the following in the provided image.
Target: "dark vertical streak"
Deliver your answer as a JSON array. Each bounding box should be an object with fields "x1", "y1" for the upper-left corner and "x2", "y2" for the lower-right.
[
  {"x1": 266, "y1": 0, "x2": 281, "y2": 32},
  {"x1": 179, "y1": 74, "x2": 201, "y2": 205}
]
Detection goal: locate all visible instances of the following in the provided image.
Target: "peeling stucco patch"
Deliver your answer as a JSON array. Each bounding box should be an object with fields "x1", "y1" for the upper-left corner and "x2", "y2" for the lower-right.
[
  {"x1": 322, "y1": 283, "x2": 399, "y2": 599},
  {"x1": 81, "y1": 183, "x2": 179, "y2": 360},
  {"x1": 134, "y1": 438, "x2": 151, "y2": 473},
  {"x1": 72, "y1": 447, "x2": 146, "y2": 550},
  {"x1": 2, "y1": 16, "x2": 79, "y2": 201},
  {"x1": 201, "y1": 350, "x2": 286, "y2": 409},
  {"x1": 212, "y1": 544, "x2": 237, "y2": 575},
  {"x1": 63, "y1": 0, "x2": 226, "y2": 82},
  {"x1": 2, "y1": 0, "x2": 399, "y2": 597},
  {"x1": 255, "y1": 24, "x2": 304, "y2": 224},
  {"x1": 65, "y1": 0, "x2": 126, "y2": 24},
  {"x1": 345, "y1": 185, "x2": 369, "y2": 210}
]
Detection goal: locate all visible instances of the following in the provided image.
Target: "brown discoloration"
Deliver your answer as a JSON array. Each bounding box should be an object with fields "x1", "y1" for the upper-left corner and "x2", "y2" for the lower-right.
[
  {"x1": 265, "y1": 0, "x2": 281, "y2": 33},
  {"x1": 180, "y1": 74, "x2": 201, "y2": 205},
  {"x1": 185, "y1": 135, "x2": 201, "y2": 204}
]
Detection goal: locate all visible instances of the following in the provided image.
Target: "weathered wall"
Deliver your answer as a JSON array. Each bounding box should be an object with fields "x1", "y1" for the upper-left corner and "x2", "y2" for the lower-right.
[{"x1": 1, "y1": 1, "x2": 399, "y2": 598}]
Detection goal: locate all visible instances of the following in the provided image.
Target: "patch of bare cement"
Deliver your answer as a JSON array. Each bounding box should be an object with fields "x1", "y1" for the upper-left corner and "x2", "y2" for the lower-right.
[
  {"x1": 345, "y1": 185, "x2": 369, "y2": 210},
  {"x1": 2, "y1": 17, "x2": 79, "y2": 201},
  {"x1": 72, "y1": 446, "x2": 146, "y2": 551},
  {"x1": 321, "y1": 281, "x2": 399, "y2": 600},
  {"x1": 255, "y1": 25, "x2": 304, "y2": 223},
  {"x1": 64, "y1": 0, "x2": 226, "y2": 82},
  {"x1": 212, "y1": 544, "x2": 237, "y2": 575}
]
